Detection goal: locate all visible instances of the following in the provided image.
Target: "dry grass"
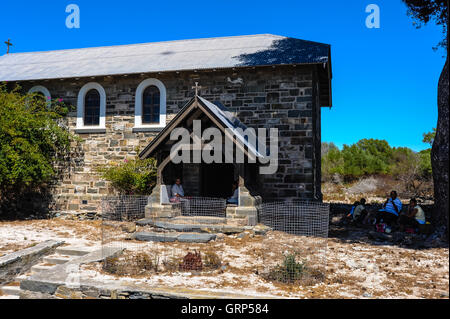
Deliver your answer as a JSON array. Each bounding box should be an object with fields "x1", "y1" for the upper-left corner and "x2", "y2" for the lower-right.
[{"x1": 1, "y1": 218, "x2": 448, "y2": 298}]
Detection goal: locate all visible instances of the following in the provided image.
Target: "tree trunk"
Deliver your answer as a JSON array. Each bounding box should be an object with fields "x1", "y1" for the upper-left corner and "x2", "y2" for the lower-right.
[{"x1": 431, "y1": 57, "x2": 449, "y2": 240}]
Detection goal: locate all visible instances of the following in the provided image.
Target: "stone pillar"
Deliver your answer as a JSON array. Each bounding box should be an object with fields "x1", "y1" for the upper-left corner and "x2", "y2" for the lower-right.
[
  {"x1": 225, "y1": 164, "x2": 259, "y2": 226},
  {"x1": 144, "y1": 184, "x2": 180, "y2": 219}
]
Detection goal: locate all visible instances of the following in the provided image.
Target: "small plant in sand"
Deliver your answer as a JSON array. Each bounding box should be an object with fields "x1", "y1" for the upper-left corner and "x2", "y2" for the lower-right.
[
  {"x1": 162, "y1": 256, "x2": 181, "y2": 273},
  {"x1": 179, "y1": 251, "x2": 203, "y2": 271},
  {"x1": 266, "y1": 253, "x2": 307, "y2": 284},
  {"x1": 203, "y1": 250, "x2": 222, "y2": 270}
]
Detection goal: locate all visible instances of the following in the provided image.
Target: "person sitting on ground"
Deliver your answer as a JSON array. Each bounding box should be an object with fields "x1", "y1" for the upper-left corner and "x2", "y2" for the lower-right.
[
  {"x1": 398, "y1": 198, "x2": 426, "y2": 232},
  {"x1": 376, "y1": 190, "x2": 402, "y2": 225},
  {"x1": 170, "y1": 178, "x2": 185, "y2": 203},
  {"x1": 351, "y1": 198, "x2": 368, "y2": 225},
  {"x1": 345, "y1": 201, "x2": 360, "y2": 223},
  {"x1": 227, "y1": 181, "x2": 239, "y2": 205}
]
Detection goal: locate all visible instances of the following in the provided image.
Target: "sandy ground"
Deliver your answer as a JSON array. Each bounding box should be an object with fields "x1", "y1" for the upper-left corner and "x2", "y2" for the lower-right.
[
  {"x1": 0, "y1": 219, "x2": 448, "y2": 299},
  {"x1": 0, "y1": 219, "x2": 101, "y2": 257}
]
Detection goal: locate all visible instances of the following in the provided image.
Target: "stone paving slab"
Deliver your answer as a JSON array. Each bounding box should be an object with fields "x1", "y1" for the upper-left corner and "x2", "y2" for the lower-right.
[
  {"x1": 133, "y1": 232, "x2": 178, "y2": 242},
  {"x1": 136, "y1": 219, "x2": 244, "y2": 234},
  {"x1": 177, "y1": 233, "x2": 217, "y2": 243}
]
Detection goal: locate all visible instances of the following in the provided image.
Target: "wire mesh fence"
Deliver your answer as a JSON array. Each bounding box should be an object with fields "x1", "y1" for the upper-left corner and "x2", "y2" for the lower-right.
[
  {"x1": 180, "y1": 197, "x2": 227, "y2": 217},
  {"x1": 101, "y1": 196, "x2": 329, "y2": 288},
  {"x1": 256, "y1": 201, "x2": 329, "y2": 285}
]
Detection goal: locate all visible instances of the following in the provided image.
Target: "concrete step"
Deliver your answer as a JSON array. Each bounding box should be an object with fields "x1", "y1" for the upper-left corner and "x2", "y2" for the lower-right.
[
  {"x1": 0, "y1": 284, "x2": 21, "y2": 296},
  {"x1": 43, "y1": 254, "x2": 73, "y2": 265},
  {"x1": 172, "y1": 216, "x2": 228, "y2": 225},
  {"x1": 133, "y1": 231, "x2": 217, "y2": 243},
  {"x1": 55, "y1": 245, "x2": 98, "y2": 257},
  {"x1": 30, "y1": 263, "x2": 57, "y2": 274}
]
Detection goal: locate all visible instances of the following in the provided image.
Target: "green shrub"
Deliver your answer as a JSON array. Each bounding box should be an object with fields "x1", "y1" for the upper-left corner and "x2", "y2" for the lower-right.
[
  {"x1": 0, "y1": 84, "x2": 76, "y2": 216},
  {"x1": 98, "y1": 158, "x2": 157, "y2": 195}
]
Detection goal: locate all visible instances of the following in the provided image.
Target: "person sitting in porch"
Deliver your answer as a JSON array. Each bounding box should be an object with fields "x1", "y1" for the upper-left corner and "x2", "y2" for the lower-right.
[
  {"x1": 170, "y1": 178, "x2": 185, "y2": 203},
  {"x1": 398, "y1": 198, "x2": 426, "y2": 231},
  {"x1": 376, "y1": 190, "x2": 402, "y2": 225},
  {"x1": 346, "y1": 198, "x2": 367, "y2": 225},
  {"x1": 227, "y1": 181, "x2": 239, "y2": 205}
]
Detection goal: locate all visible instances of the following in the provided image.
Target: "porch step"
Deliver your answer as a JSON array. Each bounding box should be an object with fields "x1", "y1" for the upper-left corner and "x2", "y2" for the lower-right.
[
  {"x1": 55, "y1": 245, "x2": 98, "y2": 257},
  {"x1": 133, "y1": 231, "x2": 217, "y2": 243},
  {"x1": 43, "y1": 254, "x2": 73, "y2": 265},
  {"x1": 172, "y1": 216, "x2": 228, "y2": 225},
  {"x1": 137, "y1": 219, "x2": 245, "y2": 234},
  {"x1": 30, "y1": 263, "x2": 58, "y2": 274}
]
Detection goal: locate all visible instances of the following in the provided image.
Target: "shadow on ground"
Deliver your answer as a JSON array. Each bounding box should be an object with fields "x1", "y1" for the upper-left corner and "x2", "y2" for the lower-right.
[{"x1": 328, "y1": 204, "x2": 448, "y2": 250}]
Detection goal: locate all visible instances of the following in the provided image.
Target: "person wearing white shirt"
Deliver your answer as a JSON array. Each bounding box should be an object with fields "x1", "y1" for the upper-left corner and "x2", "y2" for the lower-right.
[{"x1": 171, "y1": 178, "x2": 185, "y2": 202}]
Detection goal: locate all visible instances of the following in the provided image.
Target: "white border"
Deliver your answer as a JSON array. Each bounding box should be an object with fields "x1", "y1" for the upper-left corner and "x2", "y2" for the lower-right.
[
  {"x1": 29, "y1": 85, "x2": 51, "y2": 106},
  {"x1": 134, "y1": 78, "x2": 166, "y2": 130},
  {"x1": 76, "y1": 82, "x2": 106, "y2": 130}
]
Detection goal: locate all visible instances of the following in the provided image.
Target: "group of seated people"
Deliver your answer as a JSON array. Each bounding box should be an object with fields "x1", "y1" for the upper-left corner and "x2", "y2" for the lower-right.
[
  {"x1": 169, "y1": 178, "x2": 239, "y2": 205},
  {"x1": 346, "y1": 190, "x2": 427, "y2": 232}
]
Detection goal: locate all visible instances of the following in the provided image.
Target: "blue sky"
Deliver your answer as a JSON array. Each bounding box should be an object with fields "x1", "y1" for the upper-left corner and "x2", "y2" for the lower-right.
[{"x1": 0, "y1": 0, "x2": 445, "y2": 151}]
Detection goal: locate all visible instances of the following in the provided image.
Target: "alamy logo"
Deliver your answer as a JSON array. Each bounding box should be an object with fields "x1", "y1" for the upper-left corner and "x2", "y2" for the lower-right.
[
  {"x1": 66, "y1": 4, "x2": 80, "y2": 29},
  {"x1": 365, "y1": 4, "x2": 380, "y2": 29},
  {"x1": 169, "y1": 120, "x2": 279, "y2": 175}
]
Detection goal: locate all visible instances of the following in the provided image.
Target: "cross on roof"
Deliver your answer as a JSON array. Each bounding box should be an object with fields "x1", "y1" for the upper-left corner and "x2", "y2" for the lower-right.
[
  {"x1": 192, "y1": 82, "x2": 202, "y2": 96},
  {"x1": 4, "y1": 39, "x2": 12, "y2": 54}
]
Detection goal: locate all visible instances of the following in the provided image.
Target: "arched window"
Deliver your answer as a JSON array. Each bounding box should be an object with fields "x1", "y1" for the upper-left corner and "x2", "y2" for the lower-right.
[
  {"x1": 142, "y1": 86, "x2": 160, "y2": 124},
  {"x1": 28, "y1": 86, "x2": 51, "y2": 106},
  {"x1": 84, "y1": 89, "x2": 101, "y2": 126},
  {"x1": 134, "y1": 78, "x2": 166, "y2": 131},
  {"x1": 76, "y1": 82, "x2": 106, "y2": 133}
]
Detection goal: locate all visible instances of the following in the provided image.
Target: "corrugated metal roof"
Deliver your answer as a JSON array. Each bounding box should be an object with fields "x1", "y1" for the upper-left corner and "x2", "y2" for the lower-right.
[{"x1": 0, "y1": 34, "x2": 330, "y2": 82}]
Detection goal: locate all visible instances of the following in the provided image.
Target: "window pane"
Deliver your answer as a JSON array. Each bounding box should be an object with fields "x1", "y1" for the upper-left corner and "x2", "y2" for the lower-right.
[
  {"x1": 84, "y1": 89, "x2": 100, "y2": 126},
  {"x1": 142, "y1": 86, "x2": 160, "y2": 124}
]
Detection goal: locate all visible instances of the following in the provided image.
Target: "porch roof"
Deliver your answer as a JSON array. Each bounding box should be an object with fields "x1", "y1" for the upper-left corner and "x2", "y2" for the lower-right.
[{"x1": 139, "y1": 96, "x2": 266, "y2": 160}]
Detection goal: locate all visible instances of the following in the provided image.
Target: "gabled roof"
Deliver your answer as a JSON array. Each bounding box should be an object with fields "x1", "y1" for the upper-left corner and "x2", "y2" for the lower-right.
[
  {"x1": 0, "y1": 34, "x2": 331, "y2": 82},
  {"x1": 139, "y1": 96, "x2": 266, "y2": 161}
]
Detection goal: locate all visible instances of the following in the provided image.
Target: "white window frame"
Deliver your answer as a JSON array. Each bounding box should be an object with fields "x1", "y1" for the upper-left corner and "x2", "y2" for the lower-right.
[
  {"x1": 76, "y1": 82, "x2": 106, "y2": 133},
  {"x1": 28, "y1": 85, "x2": 51, "y2": 107},
  {"x1": 134, "y1": 78, "x2": 166, "y2": 131}
]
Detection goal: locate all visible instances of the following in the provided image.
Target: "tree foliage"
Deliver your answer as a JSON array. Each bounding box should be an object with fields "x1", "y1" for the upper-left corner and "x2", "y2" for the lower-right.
[
  {"x1": 0, "y1": 84, "x2": 74, "y2": 201},
  {"x1": 99, "y1": 158, "x2": 158, "y2": 195},
  {"x1": 422, "y1": 127, "x2": 436, "y2": 146},
  {"x1": 322, "y1": 138, "x2": 432, "y2": 182},
  {"x1": 402, "y1": 0, "x2": 448, "y2": 49}
]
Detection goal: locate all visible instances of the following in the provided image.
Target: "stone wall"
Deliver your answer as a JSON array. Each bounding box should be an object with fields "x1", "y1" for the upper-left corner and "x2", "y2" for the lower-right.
[{"x1": 20, "y1": 64, "x2": 321, "y2": 216}]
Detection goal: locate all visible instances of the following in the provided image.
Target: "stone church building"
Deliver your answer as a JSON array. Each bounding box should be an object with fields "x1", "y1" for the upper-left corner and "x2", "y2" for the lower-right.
[{"x1": 0, "y1": 34, "x2": 332, "y2": 218}]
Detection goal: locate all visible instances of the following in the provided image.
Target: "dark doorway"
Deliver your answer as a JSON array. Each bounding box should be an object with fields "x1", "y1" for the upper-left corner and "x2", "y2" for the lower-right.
[{"x1": 201, "y1": 164, "x2": 235, "y2": 198}]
